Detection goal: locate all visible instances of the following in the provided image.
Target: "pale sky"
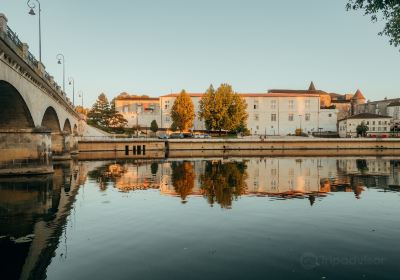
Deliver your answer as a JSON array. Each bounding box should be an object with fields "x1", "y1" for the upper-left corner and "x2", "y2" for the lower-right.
[{"x1": 2, "y1": 0, "x2": 399, "y2": 107}]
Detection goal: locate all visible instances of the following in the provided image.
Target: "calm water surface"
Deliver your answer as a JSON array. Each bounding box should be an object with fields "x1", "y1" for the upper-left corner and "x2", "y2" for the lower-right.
[{"x1": 1, "y1": 157, "x2": 400, "y2": 280}]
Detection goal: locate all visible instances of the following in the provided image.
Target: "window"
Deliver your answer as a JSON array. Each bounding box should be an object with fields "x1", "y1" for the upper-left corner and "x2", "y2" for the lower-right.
[
  {"x1": 123, "y1": 106, "x2": 129, "y2": 113},
  {"x1": 328, "y1": 114, "x2": 332, "y2": 117},
  {"x1": 289, "y1": 100, "x2": 294, "y2": 110},
  {"x1": 165, "y1": 116, "x2": 170, "y2": 122},
  {"x1": 366, "y1": 121, "x2": 369, "y2": 125},
  {"x1": 289, "y1": 114, "x2": 294, "y2": 121},
  {"x1": 305, "y1": 100, "x2": 310, "y2": 109},
  {"x1": 271, "y1": 100, "x2": 277, "y2": 110},
  {"x1": 254, "y1": 104, "x2": 257, "y2": 109},
  {"x1": 373, "y1": 121, "x2": 376, "y2": 125},
  {"x1": 256, "y1": 125, "x2": 259, "y2": 130},
  {"x1": 254, "y1": 114, "x2": 259, "y2": 121},
  {"x1": 378, "y1": 121, "x2": 382, "y2": 125},
  {"x1": 271, "y1": 114, "x2": 277, "y2": 122},
  {"x1": 305, "y1": 113, "x2": 311, "y2": 121},
  {"x1": 271, "y1": 169, "x2": 277, "y2": 176},
  {"x1": 372, "y1": 127, "x2": 375, "y2": 131}
]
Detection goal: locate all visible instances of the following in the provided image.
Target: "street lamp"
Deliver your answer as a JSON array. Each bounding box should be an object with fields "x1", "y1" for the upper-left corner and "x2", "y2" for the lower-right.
[
  {"x1": 56, "y1": 53, "x2": 65, "y2": 92},
  {"x1": 78, "y1": 91, "x2": 83, "y2": 107},
  {"x1": 136, "y1": 103, "x2": 142, "y2": 137},
  {"x1": 27, "y1": 0, "x2": 42, "y2": 63},
  {"x1": 298, "y1": 114, "x2": 302, "y2": 132},
  {"x1": 68, "y1": 77, "x2": 75, "y2": 106}
]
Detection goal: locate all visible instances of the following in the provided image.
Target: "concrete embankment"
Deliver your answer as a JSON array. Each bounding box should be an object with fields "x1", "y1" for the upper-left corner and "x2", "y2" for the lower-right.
[{"x1": 77, "y1": 138, "x2": 400, "y2": 160}]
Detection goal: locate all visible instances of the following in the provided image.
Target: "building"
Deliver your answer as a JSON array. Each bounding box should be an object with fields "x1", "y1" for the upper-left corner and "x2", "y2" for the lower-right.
[
  {"x1": 269, "y1": 82, "x2": 366, "y2": 120},
  {"x1": 114, "y1": 82, "x2": 373, "y2": 136},
  {"x1": 338, "y1": 113, "x2": 392, "y2": 138},
  {"x1": 355, "y1": 98, "x2": 400, "y2": 118},
  {"x1": 114, "y1": 93, "x2": 161, "y2": 128},
  {"x1": 160, "y1": 91, "x2": 337, "y2": 135}
]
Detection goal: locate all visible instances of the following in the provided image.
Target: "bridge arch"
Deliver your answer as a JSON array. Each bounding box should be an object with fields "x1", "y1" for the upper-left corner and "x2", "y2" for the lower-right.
[
  {"x1": 41, "y1": 107, "x2": 61, "y2": 132},
  {"x1": 63, "y1": 119, "x2": 72, "y2": 134},
  {"x1": 0, "y1": 80, "x2": 35, "y2": 129}
]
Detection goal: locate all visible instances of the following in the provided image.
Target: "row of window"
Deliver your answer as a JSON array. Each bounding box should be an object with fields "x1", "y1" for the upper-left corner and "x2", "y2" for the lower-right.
[
  {"x1": 252, "y1": 100, "x2": 311, "y2": 110},
  {"x1": 254, "y1": 113, "x2": 312, "y2": 122}
]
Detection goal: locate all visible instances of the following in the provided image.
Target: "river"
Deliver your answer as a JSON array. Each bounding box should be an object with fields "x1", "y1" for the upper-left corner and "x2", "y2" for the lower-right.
[{"x1": 1, "y1": 157, "x2": 400, "y2": 280}]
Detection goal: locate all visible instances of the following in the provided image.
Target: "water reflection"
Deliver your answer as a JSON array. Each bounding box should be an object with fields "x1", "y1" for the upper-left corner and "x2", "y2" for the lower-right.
[
  {"x1": 0, "y1": 161, "x2": 82, "y2": 280},
  {"x1": 1, "y1": 157, "x2": 400, "y2": 280},
  {"x1": 85, "y1": 157, "x2": 400, "y2": 207}
]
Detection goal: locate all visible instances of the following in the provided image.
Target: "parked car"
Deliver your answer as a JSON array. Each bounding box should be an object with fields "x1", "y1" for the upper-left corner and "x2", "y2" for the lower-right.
[
  {"x1": 169, "y1": 133, "x2": 184, "y2": 139},
  {"x1": 183, "y1": 132, "x2": 194, "y2": 138},
  {"x1": 158, "y1": 134, "x2": 169, "y2": 139},
  {"x1": 203, "y1": 134, "x2": 211, "y2": 138}
]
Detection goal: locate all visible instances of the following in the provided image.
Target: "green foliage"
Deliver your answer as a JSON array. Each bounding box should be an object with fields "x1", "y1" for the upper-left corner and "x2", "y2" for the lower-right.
[
  {"x1": 171, "y1": 90, "x2": 195, "y2": 131},
  {"x1": 347, "y1": 0, "x2": 400, "y2": 49},
  {"x1": 200, "y1": 161, "x2": 248, "y2": 209},
  {"x1": 199, "y1": 84, "x2": 248, "y2": 134},
  {"x1": 87, "y1": 93, "x2": 128, "y2": 133},
  {"x1": 150, "y1": 120, "x2": 159, "y2": 133},
  {"x1": 356, "y1": 121, "x2": 369, "y2": 137}
]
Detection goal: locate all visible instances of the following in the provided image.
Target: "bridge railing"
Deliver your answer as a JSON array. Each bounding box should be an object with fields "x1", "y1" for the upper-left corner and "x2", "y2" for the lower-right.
[
  {"x1": 6, "y1": 26, "x2": 23, "y2": 51},
  {"x1": 0, "y1": 14, "x2": 78, "y2": 115}
]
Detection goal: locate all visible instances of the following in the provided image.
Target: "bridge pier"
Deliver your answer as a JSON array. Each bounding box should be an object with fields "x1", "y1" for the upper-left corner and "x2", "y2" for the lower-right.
[
  {"x1": 51, "y1": 132, "x2": 78, "y2": 160},
  {"x1": 0, "y1": 129, "x2": 52, "y2": 175}
]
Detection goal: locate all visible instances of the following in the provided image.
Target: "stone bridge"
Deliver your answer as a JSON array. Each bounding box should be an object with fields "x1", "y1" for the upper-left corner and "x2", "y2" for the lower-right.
[{"x1": 0, "y1": 13, "x2": 82, "y2": 174}]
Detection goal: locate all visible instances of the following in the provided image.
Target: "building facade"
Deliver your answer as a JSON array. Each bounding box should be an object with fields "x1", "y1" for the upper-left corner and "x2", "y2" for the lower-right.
[
  {"x1": 355, "y1": 98, "x2": 400, "y2": 118},
  {"x1": 114, "y1": 93, "x2": 161, "y2": 128},
  {"x1": 338, "y1": 113, "x2": 392, "y2": 138}
]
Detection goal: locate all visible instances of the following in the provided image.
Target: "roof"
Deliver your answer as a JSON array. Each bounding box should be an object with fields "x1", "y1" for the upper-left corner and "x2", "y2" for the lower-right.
[
  {"x1": 342, "y1": 113, "x2": 391, "y2": 121},
  {"x1": 160, "y1": 92, "x2": 321, "y2": 98},
  {"x1": 387, "y1": 101, "x2": 400, "y2": 107},
  {"x1": 115, "y1": 93, "x2": 159, "y2": 101},
  {"x1": 267, "y1": 89, "x2": 330, "y2": 95},
  {"x1": 308, "y1": 81, "x2": 316, "y2": 91},
  {"x1": 352, "y1": 89, "x2": 366, "y2": 100}
]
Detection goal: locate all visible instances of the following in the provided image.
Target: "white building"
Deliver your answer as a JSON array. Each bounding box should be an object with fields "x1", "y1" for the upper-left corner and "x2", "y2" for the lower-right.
[
  {"x1": 159, "y1": 92, "x2": 337, "y2": 135},
  {"x1": 338, "y1": 113, "x2": 392, "y2": 138},
  {"x1": 114, "y1": 93, "x2": 161, "y2": 128}
]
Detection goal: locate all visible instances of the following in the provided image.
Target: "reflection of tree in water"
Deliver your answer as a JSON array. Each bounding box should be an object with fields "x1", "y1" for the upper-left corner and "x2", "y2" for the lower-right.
[
  {"x1": 200, "y1": 161, "x2": 248, "y2": 209},
  {"x1": 87, "y1": 163, "x2": 126, "y2": 191},
  {"x1": 171, "y1": 161, "x2": 195, "y2": 203}
]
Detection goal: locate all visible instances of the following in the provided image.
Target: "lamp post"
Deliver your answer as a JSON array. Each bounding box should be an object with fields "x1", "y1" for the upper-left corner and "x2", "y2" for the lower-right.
[
  {"x1": 56, "y1": 53, "x2": 65, "y2": 92},
  {"x1": 298, "y1": 114, "x2": 302, "y2": 132},
  {"x1": 78, "y1": 91, "x2": 83, "y2": 107},
  {"x1": 68, "y1": 77, "x2": 75, "y2": 106},
  {"x1": 136, "y1": 103, "x2": 142, "y2": 137},
  {"x1": 27, "y1": 0, "x2": 42, "y2": 63}
]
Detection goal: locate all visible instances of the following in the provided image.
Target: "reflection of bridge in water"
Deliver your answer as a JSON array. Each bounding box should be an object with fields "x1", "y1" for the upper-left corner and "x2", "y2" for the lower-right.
[{"x1": 0, "y1": 161, "x2": 83, "y2": 280}]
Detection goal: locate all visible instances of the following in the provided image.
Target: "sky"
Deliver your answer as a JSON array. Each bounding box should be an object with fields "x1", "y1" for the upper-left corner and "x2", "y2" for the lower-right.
[{"x1": 2, "y1": 0, "x2": 400, "y2": 107}]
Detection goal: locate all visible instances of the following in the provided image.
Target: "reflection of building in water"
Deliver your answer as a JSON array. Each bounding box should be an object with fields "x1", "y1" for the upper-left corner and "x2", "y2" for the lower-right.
[
  {"x1": 114, "y1": 162, "x2": 161, "y2": 192},
  {"x1": 245, "y1": 158, "x2": 336, "y2": 196}
]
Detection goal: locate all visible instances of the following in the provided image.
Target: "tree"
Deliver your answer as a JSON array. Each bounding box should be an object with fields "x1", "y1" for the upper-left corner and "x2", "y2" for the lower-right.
[
  {"x1": 347, "y1": 0, "x2": 400, "y2": 49},
  {"x1": 150, "y1": 120, "x2": 159, "y2": 133},
  {"x1": 199, "y1": 84, "x2": 248, "y2": 135},
  {"x1": 87, "y1": 93, "x2": 127, "y2": 132},
  {"x1": 356, "y1": 121, "x2": 369, "y2": 137},
  {"x1": 88, "y1": 93, "x2": 110, "y2": 128},
  {"x1": 171, "y1": 90, "x2": 195, "y2": 132},
  {"x1": 75, "y1": 106, "x2": 88, "y2": 115},
  {"x1": 108, "y1": 99, "x2": 128, "y2": 132}
]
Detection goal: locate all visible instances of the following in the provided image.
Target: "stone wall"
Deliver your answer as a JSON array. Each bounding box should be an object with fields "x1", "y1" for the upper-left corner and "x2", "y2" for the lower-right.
[{"x1": 0, "y1": 129, "x2": 52, "y2": 175}]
